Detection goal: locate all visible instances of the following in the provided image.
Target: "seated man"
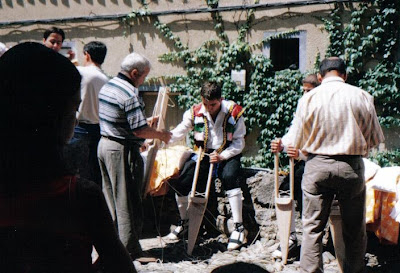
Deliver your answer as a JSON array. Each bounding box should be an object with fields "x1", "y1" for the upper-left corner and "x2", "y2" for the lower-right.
[{"x1": 167, "y1": 81, "x2": 247, "y2": 251}]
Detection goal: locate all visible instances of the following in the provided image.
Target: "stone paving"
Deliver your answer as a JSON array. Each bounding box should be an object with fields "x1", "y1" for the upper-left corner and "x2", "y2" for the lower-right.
[{"x1": 135, "y1": 170, "x2": 400, "y2": 273}]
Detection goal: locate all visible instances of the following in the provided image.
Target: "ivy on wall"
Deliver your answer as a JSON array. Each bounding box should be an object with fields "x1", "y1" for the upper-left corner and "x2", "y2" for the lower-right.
[
  {"x1": 124, "y1": 0, "x2": 400, "y2": 168},
  {"x1": 150, "y1": 0, "x2": 303, "y2": 168},
  {"x1": 323, "y1": 0, "x2": 400, "y2": 128}
]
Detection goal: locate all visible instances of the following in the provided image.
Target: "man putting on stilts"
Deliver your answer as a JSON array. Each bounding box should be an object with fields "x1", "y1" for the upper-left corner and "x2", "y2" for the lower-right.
[{"x1": 166, "y1": 81, "x2": 247, "y2": 251}]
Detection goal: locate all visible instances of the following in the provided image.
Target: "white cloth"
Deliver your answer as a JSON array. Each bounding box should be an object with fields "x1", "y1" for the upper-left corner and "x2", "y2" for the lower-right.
[
  {"x1": 390, "y1": 202, "x2": 400, "y2": 223},
  {"x1": 366, "y1": 165, "x2": 400, "y2": 223},
  {"x1": 362, "y1": 158, "x2": 381, "y2": 181},
  {"x1": 76, "y1": 65, "x2": 109, "y2": 124},
  {"x1": 368, "y1": 166, "x2": 400, "y2": 193},
  {"x1": 170, "y1": 100, "x2": 246, "y2": 160}
]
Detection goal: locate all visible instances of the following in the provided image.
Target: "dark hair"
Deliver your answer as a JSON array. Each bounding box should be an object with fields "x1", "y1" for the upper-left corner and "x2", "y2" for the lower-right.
[
  {"x1": 319, "y1": 57, "x2": 346, "y2": 77},
  {"x1": 84, "y1": 41, "x2": 107, "y2": 65},
  {"x1": 211, "y1": 262, "x2": 270, "y2": 273},
  {"x1": 43, "y1": 26, "x2": 65, "y2": 42},
  {"x1": 200, "y1": 81, "x2": 222, "y2": 100},
  {"x1": 302, "y1": 73, "x2": 320, "y2": 87},
  {"x1": 0, "y1": 42, "x2": 81, "y2": 189}
]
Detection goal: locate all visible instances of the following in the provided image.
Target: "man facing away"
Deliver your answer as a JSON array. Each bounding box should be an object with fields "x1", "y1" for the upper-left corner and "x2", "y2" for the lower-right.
[
  {"x1": 270, "y1": 73, "x2": 320, "y2": 259},
  {"x1": 285, "y1": 57, "x2": 384, "y2": 273},
  {"x1": 167, "y1": 81, "x2": 247, "y2": 251},
  {"x1": 97, "y1": 52, "x2": 171, "y2": 259},
  {"x1": 74, "y1": 41, "x2": 108, "y2": 185}
]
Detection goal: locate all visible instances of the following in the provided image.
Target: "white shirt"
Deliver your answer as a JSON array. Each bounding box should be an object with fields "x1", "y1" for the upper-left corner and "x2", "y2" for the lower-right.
[
  {"x1": 170, "y1": 100, "x2": 246, "y2": 160},
  {"x1": 76, "y1": 65, "x2": 109, "y2": 124},
  {"x1": 281, "y1": 124, "x2": 308, "y2": 161}
]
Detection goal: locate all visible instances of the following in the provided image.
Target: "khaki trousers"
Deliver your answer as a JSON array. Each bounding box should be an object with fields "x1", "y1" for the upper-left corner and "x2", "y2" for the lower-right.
[
  {"x1": 300, "y1": 154, "x2": 366, "y2": 273},
  {"x1": 97, "y1": 137, "x2": 144, "y2": 256}
]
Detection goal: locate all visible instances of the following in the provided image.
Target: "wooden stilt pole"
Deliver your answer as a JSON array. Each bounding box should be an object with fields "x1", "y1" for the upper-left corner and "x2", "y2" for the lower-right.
[
  {"x1": 329, "y1": 202, "x2": 345, "y2": 273},
  {"x1": 187, "y1": 148, "x2": 215, "y2": 255},
  {"x1": 142, "y1": 85, "x2": 169, "y2": 198},
  {"x1": 274, "y1": 153, "x2": 294, "y2": 264}
]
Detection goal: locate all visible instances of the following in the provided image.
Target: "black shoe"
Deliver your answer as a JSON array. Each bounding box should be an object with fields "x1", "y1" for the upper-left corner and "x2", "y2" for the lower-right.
[{"x1": 227, "y1": 223, "x2": 248, "y2": 251}]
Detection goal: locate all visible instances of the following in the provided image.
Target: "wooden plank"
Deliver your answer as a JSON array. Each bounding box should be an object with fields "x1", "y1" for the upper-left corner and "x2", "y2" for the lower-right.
[
  {"x1": 143, "y1": 86, "x2": 170, "y2": 198},
  {"x1": 329, "y1": 204, "x2": 345, "y2": 273},
  {"x1": 189, "y1": 147, "x2": 203, "y2": 199},
  {"x1": 274, "y1": 153, "x2": 294, "y2": 264},
  {"x1": 187, "y1": 149, "x2": 214, "y2": 255}
]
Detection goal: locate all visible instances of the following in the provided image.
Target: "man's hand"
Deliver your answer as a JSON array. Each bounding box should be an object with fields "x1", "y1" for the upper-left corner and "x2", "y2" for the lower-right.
[
  {"x1": 271, "y1": 138, "x2": 283, "y2": 153},
  {"x1": 287, "y1": 145, "x2": 299, "y2": 159},
  {"x1": 67, "y1": 49, "x2": 76, "y2": 61},
  {"x1": 147, "y1": 116, "x2": 159, "y2": 128},
  {"x1": 133, "y1": 127, "x2": 171, "y2": 143},
  {"x1": 159, "y1": 130, "x2": 172, "y2": 144},
  {"x1": 209, "y1": 151, "x2": 223, "y2": 163},
  {"x1": 140, "y1": 140, "x2": 152, "y2": 153}
]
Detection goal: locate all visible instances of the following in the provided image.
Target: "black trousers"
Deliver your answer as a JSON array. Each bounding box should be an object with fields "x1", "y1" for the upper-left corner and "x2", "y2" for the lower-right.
[
  {"x1": 279, "y1": 160, "x2": 305, "y2": 213},
  {"x1": 171, "y1": 153, "x2": 242, "y2": 196}
]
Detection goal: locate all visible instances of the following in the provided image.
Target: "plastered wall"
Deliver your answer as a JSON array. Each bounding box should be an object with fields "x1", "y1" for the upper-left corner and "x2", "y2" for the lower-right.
[{"x1": 5, "y1": 1, "x2": 387, "y2": 156}]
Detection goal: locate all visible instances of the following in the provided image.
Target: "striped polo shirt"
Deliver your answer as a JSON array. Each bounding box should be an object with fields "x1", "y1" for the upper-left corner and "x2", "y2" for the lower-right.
[
  {"x1": 98, "y1": 73, "x2": 148, "y2": 141},
  {"x1": 288, "y1": 76, "x2": 384, "y2": 157}
]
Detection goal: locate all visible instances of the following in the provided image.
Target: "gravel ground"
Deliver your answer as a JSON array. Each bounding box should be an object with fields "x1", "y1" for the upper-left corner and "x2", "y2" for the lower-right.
[
  {"x1": 134, "y1": 170, "x2": 400, "y2": 273},
  {"x1": 135, "y1": 209, "x2": 400, "y2": 273}
]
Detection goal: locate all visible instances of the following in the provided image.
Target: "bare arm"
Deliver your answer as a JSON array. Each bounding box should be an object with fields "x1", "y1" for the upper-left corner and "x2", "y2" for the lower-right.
[{"x1": 133, "y1": 126, "x2": 171, "y2": 143}]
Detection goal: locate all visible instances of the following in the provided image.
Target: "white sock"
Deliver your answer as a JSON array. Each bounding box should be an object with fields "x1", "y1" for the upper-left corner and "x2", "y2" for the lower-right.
[
  {"x1": 226, "y1": 188, "x2": 243, "y2": 224},
  {"x1": 176, "y1": 194, "x2": 189, "y2": 220}
]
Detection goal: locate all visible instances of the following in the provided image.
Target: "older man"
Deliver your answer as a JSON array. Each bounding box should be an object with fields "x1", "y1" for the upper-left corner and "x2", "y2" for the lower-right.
[
  {"x1": 97, "y1": 52, "x2": 171, "y2": 259},
  {"x1": 285, "y1": 57, "x2": 384, "y2": 273}
]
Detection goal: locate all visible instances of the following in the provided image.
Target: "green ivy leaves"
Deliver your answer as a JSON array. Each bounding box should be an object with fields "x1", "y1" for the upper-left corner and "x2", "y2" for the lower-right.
[{"x1": 325, "y1": 0, "x2": 400, "y2": 130}]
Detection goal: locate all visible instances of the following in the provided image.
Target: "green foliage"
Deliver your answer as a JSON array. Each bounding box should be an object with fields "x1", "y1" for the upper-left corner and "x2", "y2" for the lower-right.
[
  {"x1": 149, "y1": 1, "x2": 303, "y2": 168},
  {"x1": 359, "y1": 63, "x2": 400, "y2": 127},
  {"x1": 369, "y1": 149, "x2": 400, "y2": 167},
  {"x1": 246, "y1": 60, "x2": 303, "y2": 167},
  {"x1": 324, "y1": 0, "x2": 400, "y2": 127}
]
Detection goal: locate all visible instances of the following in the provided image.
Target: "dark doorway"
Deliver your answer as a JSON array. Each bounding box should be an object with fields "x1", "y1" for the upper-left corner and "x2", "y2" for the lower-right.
[{"x1": 270, "y1": 38, "x2": 300, "y2": 71}]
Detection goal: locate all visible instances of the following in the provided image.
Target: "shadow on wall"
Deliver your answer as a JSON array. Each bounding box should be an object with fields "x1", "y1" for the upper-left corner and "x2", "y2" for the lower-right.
[{"x1": 3, "y1": 0, "x2": 133, "y2": 8}]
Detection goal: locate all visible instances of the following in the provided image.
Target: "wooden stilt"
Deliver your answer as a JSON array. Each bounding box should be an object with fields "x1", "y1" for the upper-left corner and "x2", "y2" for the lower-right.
[
  {"x1": 274, "y1": 153, "x2": 294, "y2": 264},
  {"x1": 329, "y1": 203, "x2": 345, "y2": 273},
  {"x1": 187, "y1": 148, "x2": 214, "y2": 255},
  {"x1": 142, "y1": 86, "x2": 169, "y2": 198}
]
